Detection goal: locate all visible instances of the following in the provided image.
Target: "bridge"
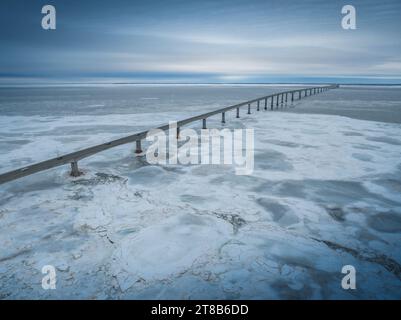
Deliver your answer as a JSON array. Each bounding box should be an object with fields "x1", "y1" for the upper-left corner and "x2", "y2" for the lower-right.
[{"x1": 0, "y1": 84, "x2": 339, "y2": 185}]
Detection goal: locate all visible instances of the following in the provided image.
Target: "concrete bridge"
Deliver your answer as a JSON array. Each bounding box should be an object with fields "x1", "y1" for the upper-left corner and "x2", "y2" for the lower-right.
[{"x1": 0, "y1": 84, "x2": 339, "y2": 185}]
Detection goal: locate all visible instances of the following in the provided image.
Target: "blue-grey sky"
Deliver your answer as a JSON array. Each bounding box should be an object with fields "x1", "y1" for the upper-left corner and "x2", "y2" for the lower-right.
[{"x1": 1, "y1": 0, "x2": 401, "y2": 83}]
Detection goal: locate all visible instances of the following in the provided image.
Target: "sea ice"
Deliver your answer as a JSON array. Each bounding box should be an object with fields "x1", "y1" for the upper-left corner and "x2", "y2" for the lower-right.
[{"x1": 0, "y1": 86, "x2": 401, "y2": 299}]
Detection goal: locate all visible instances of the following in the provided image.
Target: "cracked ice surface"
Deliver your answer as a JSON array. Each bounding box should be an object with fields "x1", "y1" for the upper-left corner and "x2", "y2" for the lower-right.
[{"x1": 0, "y1": 85, "x2": 401, "y2": 299}]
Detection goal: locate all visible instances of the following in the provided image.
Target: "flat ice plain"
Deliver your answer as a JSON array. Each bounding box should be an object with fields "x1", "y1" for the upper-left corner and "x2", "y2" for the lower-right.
[{"x1": 0, "y1": 85, "x2": 400, "y2": 299}]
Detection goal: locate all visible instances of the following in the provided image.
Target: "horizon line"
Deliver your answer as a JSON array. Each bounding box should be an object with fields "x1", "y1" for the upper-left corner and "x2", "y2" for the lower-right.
[{"x1": 1, "y1": 82, "x2": 401, "y2": 87}]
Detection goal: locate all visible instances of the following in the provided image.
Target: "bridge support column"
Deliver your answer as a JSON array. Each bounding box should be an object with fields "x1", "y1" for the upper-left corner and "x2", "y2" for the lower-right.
[
  {"x1": 135, "y1": 140, "x2": 143, "y2": 154},
  {"x1": 291, "y1": 92, "x2": 294, "y2": 102},
  {"x1": 271, "y1": 96, "x2": 274, "y2": 110},
  {"x1": 285, "y1": 93, "x2": 288, "y2": 104},
  {"x1": 257, "y1": 100, "x2": 260, "y2": 111},
  {"x1": 276, "y1": 95, "x2": 279, "y2": 108},
  {"x1": 70, "y1": 161, "x2": 82, "y2": 177},
  {"x1": 236, "y1": 107, "x2": 240, "y2": 118},
  {"x1": 264, "y1": 98, "x2": 267, "y2": 110},
  {"x1": 202, "y1": 119, "x2": 207, "y2": 129},
  {"x1": 177, "y1": 126, "x2": 180, "y2": 139},
  {"x1": 247, "y1": 103, "x2": 251, "y2": 114},
  {"x1": 281, "y1": 94, "x2": 284, "y2": 106},
  {"x1": 222, "y1": 112, "x2": 226, "y2": 124}
]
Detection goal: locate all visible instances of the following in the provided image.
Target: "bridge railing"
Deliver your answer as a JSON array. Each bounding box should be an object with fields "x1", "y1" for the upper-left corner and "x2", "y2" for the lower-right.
[{"x1": 0, "y1": 84, "x2": 338, "y2": 185}]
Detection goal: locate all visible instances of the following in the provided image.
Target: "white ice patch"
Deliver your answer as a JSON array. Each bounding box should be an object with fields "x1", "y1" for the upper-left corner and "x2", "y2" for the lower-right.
[{"x1": 111, "y1": 213, "x2": 232, "y2": 290}]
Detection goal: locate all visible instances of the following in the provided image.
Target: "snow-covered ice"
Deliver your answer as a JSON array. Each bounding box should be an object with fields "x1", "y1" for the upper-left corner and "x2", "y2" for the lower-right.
[{"x1": 0, "y1": 85, "x2": 400, "y2": 299}]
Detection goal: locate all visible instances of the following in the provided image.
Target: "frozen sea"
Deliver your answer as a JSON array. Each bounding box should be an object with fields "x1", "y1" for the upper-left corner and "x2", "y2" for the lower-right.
[{"x1": 0, "y1": 84, "x2": 400, "y2": 299}]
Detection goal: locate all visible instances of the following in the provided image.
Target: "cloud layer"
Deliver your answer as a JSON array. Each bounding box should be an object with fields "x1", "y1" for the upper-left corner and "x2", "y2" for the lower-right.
[{"x1": 1, "y1": 0, "x2": 400, "y2": 83}]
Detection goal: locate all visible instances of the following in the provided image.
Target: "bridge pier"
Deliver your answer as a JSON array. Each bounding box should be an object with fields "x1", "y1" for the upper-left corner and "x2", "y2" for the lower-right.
[
  {"x1": 236, "y1": 107, "x2": 240, "y2": 118},
  {"x1": 264, "y1": 98, "x2": 267, "y2": 110},
  {"x1": 271, "y1": 96, "x2": 274, "y2": 110},
  {"x1": 222, "y1": 112, "x2": 226, "y2": 124},
  {"x1": 247, "y1": 103, "x2": 251, "y2": 114},
  {"x1": 177, "y1": 126, "x2": 180, "y2": 139},
  {"x1": 291, "y1": 92, "x2": 294, "y2": 102},
  {"x1": 70, "y1": 161, "x2": 82, "y2": 177},
  {"x1": 202, "y1": 118, "x2": 207, "y2": 129},
  {"x1": 135, "y1": 140, "x2": 143, "y2": 154},
  {"x1": 276, "y1": 95, "x2": 279, "y2": 108},
  {"x1": 257, "y1": 100, "x2": 260, "y2": 111},
  {"x1": 285, "y1": 93, "x2": 288, "y2": 104},
  {"x1": 281, "y1": 94, "x2": 284, "y2": 106}
]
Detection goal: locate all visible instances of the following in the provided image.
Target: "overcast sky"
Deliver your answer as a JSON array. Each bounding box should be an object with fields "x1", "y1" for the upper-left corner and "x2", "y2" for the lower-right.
[{"x1": 1, "y1": 0, "x2": 400, "y2": 83}]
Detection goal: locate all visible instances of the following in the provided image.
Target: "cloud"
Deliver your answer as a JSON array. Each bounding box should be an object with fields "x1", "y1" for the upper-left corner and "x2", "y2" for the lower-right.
[{"x1": 0, "y1": 0, "x2": 400, "y2": 82}]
